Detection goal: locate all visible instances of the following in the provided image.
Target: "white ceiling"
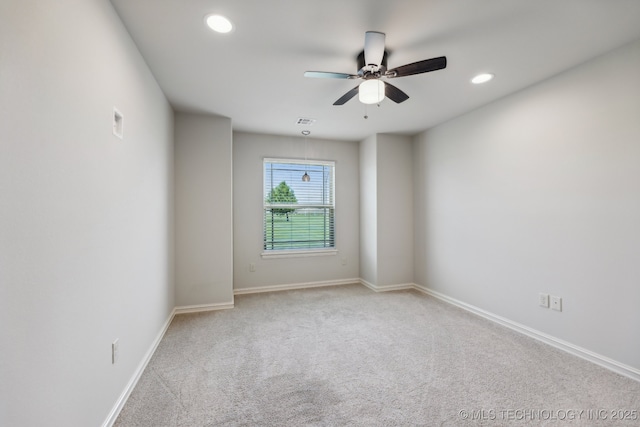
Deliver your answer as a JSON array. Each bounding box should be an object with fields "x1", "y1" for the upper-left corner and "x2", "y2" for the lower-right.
[{"x1": 110, "y1": 0, "x2": 640, "y2": 141}]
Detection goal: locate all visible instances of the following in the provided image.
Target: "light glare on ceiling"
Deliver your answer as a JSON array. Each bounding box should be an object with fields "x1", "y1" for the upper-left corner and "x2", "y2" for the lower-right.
[
  {"x1": 471, "y1": 73, "x2": 494, "y2": 84},
  {"x1": 205, "y1": 14, "x2": 233, "y2": 33}
]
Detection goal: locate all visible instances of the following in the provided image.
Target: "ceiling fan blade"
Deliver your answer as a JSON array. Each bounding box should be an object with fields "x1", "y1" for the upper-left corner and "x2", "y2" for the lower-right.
[
  {"x1": 333, "y1": 86, "x2": 359, "y2": 105},
  {"x1": 364, "y1": 31, "x2": 386, "y2": 66},
  {"x1": 384, "y1": 82, "x2": 409, "y2": 103},
  {"x1": 386, "y1": 56, "x2": 447, "y2": 78},
  {"x1": 304, "y1": 71, "x2": 359, "y2": 79}
]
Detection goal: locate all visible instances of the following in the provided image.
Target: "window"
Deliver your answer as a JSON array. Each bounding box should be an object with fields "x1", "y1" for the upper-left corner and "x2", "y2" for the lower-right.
[{"x1": 263, "y1": 158, "x2": 335, "y2": 255}]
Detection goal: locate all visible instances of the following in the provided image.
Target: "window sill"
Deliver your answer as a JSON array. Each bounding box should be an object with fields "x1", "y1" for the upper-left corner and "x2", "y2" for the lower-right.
[{"x1": 261, "y1": 249, "x2": 337, "y2": 259}]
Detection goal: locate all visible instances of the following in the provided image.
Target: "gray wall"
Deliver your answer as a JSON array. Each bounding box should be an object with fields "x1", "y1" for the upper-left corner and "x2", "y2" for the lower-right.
[
  {"x1": 377, "y1": 134, "x2": 414, "y2": 287},
  {"x1": 233, "y1": 132, "x2": 360, "y2": 290},
  {"x1": 174, "y1": 113, "x2": 234, "y2": 307},
  {"x1": 359, "y1": 135, "x2": 378, "y2": 285},
  {"x1": 359, "y1": 134, "x2": 414, "y2": 288},
  {"x1": 413, "y1": 40, "x2": 640, "y2": 370},
  {"x1": 0, "y1": 0, "x2": 175, "y2": 425}
]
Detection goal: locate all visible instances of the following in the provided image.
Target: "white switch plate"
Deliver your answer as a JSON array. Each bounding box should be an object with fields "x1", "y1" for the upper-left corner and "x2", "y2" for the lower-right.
[
  {"x1": 539, "y1": 293, "x2": 550, "y2": 308},
  {"x1": 551, "y1": 295, "x2": 562, "y2": 312},
  {"x1": 249, "y1": 263, "x2": 256, "y2": 272}
]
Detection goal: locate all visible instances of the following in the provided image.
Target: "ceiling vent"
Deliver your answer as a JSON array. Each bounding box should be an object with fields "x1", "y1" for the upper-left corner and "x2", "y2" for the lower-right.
[{"x1": 296, "y1": 117, "x2": 316, "y2": 126}]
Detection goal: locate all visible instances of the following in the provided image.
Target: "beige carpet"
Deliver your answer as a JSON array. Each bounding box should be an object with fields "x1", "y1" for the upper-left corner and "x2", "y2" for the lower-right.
[{"x1": 115, "y1": 284, "x2": 640, "y2": 426}]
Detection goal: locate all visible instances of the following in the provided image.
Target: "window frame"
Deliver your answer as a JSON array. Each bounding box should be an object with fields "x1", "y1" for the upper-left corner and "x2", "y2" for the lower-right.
[{"x1": 261, "y1": 157, "x2": 337, "y2": 259}]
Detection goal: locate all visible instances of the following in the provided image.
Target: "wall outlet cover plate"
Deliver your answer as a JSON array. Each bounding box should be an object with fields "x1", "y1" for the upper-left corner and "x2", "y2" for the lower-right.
[{"x1": 539, "y1": 293, "x2": 550, "y2": 308}]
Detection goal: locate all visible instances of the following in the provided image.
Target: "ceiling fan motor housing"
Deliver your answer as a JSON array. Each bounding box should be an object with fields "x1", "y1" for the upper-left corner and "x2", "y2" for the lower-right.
[{"x1": 357, "y1": 51, "x2": 388, "y2": 77}]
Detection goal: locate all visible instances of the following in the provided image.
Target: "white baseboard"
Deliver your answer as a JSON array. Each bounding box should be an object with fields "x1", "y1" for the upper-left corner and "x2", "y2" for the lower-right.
[
  {"x1": 413, "y1": 284, "x2": 640, "y2": 382},
  {"x1": 233, "y1": 278, "x2": 360, "y2": 295},
  {"x1": 102, "y1": 308, "x2": 176, "y2": 427},
  {"x1": 174, "y1": 300, "x2": 235, "y2": 314},
  {"x1": 360, "y1": 279, "x2": 414, "y2": 293}
]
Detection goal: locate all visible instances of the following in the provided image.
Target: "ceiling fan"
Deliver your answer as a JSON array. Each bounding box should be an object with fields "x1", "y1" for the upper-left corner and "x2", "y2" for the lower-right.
[{"x1": 304, "y1": 31, "x2": 447, "y2": 106}]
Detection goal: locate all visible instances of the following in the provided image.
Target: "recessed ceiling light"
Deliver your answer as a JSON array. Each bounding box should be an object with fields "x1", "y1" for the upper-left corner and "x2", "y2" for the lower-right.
[
  {"x1": 471, "y1": 73, "x2": 494, "y2": 84},
  {"x1": 205, "y1": 14, "x2": 233, "y2": 33}
]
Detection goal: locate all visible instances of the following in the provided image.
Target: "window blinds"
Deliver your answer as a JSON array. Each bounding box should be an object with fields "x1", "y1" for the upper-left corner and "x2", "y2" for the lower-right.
[{"x1": 263, "y1": 159, "x2": 335, "y2": 251}]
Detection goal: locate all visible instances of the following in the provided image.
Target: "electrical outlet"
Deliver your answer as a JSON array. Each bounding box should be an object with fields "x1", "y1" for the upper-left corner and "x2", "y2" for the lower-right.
[
  {"x1": 551, "y1": 295, "x2": 562, "y2": 312},
  {"x1": 113, "y1": 108, "x2": 123, "y2": 139},
  {"x1": 112, "y1": 339, "x2": 119, "y2": 364},
  {"x1": 539, "y1": 293, "x2": 550, "y2": 308},
  {"x1": 341, "y1": 257, "x2": 347, "y2": 266}
]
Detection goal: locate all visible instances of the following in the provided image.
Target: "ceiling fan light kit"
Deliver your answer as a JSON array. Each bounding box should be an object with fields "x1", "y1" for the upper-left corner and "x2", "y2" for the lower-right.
[
  {"x1": 305, "y1": 31, "x2": 447, "y2": 106},
  {"x1": 359, "y1": 79, "x2": 385, "y2": 104}
]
